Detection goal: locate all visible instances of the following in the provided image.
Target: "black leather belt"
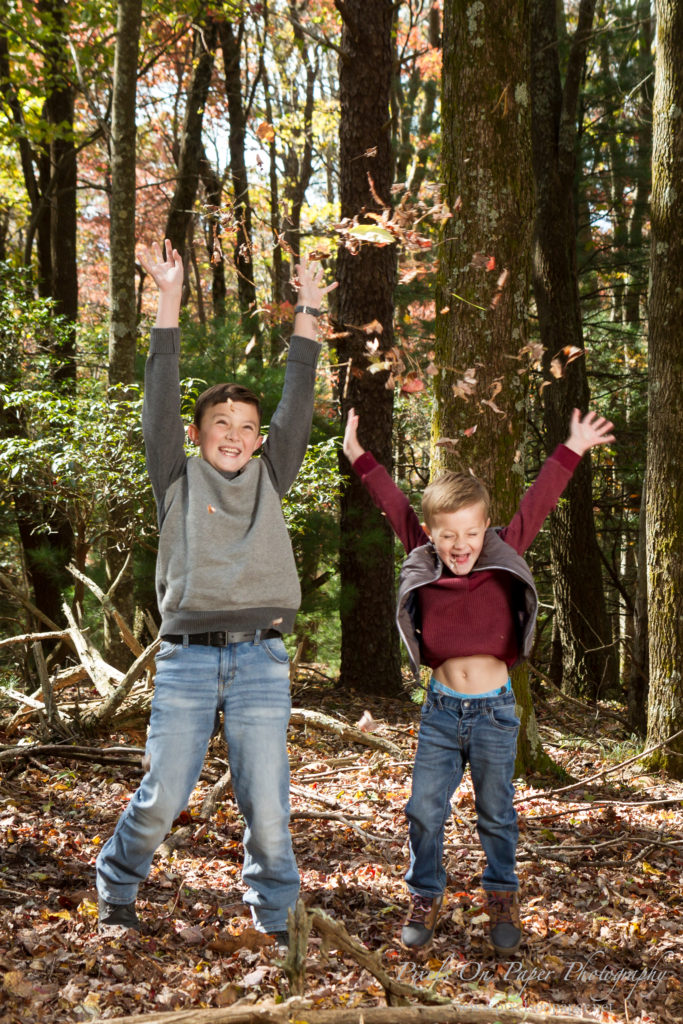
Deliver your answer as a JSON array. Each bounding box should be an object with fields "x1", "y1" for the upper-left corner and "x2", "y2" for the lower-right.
[{"x1": 161, "y1": 628, "x2": 282, "y2": 646}]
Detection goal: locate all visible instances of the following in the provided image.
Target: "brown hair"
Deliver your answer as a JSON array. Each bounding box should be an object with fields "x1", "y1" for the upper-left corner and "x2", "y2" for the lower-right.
[
  {"x1": 422, "y1": 471, "x2": 491, "y2": 527},
  {"x1": 193, "y1": 382, "x2": 261, "y2": 429}
]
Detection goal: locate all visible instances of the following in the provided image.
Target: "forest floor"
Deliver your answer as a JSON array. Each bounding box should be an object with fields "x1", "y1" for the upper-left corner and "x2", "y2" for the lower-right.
[{"x1": 0, "y1": 670, "x2": 681, "y2": 1024}]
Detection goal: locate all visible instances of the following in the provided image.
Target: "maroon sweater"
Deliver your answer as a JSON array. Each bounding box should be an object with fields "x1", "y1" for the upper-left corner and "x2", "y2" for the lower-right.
[{"x1": 353, "y1": 446, "x2": 580, "y2": 669}]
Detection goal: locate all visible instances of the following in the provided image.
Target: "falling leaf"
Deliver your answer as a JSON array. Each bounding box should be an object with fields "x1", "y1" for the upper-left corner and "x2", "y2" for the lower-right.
[
  {"x1": 436, "y1": 437, "x2": 459, "y2": 451},
  {"x1": 207, "y1": 504, "x2": 216, "y2": 514},
  {"x1": 471, "y1": 252, "x2": 493, "y2": 270},
  {"x1": 307, "y1": 248, "x2": 330, "y2": 261},
  {"x1": 550, "y1": 345, "x2": 584, "y2": 377},
  {"x1": 481, "y1": 397, "x2": 505, "y2": 416},
  {"x1": 256, "y1": 121, "x2": 275, "y2": 142},
  {"x1": 361, "y1": 319, "x2": 384, "y2": 335},
  {"x1": 400, "y1": 375, "x2": 425, "y2": 394},
  {"x1": 365, "y1": 338, "x2": 380, "y2": 354},
  {"x1": 464, "y1": 424, "x2": 478, "y2": 436},
  {"x1": 425, "y1": 362, "x2": 439, "y2": 376},
  {"x1": 356, "y1": 711, "x2": 379, "y2": 733},
  {"x1": 245, "y1": 336, "x2": 257, "y2": 355},
  {"x1": 346, "y1": 223, "x2": 396, "y2": 246}
]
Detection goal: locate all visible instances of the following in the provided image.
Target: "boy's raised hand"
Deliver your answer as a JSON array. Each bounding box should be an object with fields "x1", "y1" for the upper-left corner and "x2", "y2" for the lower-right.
[
  {"x1": 138, "y1": 239, "x2": 183, "y2": 328},
  {"x1": 293, "y1": 256, "x2": 338, "y2": 309},
  {"x1": 564, "y1": 409, "x2": 615, "y2": 457},
  {"x1": 343, "y1": 407, "x2": 366, "y2": 464}
]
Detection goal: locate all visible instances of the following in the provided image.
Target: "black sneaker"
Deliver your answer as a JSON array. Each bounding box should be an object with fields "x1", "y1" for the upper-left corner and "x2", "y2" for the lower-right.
[
  {"x1": 401, "y1": 893, "x2": 443, "y2": 949},
  {"x1": 268, "y1": 930, "x2": 289, "y2": 947},
  {"x1": 98, "y1": 897, "x2": 141, "y2": 933},
  {"x1": 486, "y1": 890, "x2": 522, "y2": 954}
]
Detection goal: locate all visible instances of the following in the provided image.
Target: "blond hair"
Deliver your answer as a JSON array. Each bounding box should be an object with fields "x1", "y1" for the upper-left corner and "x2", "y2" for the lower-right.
[{"x1": 422, "y1": 471, "x2": 491, "y2": 528}]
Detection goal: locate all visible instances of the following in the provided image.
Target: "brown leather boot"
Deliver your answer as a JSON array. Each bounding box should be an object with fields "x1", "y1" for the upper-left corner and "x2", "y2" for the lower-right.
[
  {"x1": 486, "y1": 890, "x2": 522, "y2": 954},
  {"x1": 401, "y1": 893, "x2": 444, "y2": 949}
]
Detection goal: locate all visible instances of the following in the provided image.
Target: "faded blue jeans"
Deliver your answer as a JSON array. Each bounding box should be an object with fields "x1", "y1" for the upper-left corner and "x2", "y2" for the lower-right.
[
  {"x1": 405, "y1": 682, "x2": 519, "y2": 897},
  {"x1": 96, "y1": 635, "x2": 299, "y2": 933}
]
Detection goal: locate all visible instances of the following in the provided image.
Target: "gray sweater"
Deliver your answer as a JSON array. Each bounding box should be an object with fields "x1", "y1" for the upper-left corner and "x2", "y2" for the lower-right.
[{"x1": 143, "y1": 327, "x2": 321, "y2": 636}]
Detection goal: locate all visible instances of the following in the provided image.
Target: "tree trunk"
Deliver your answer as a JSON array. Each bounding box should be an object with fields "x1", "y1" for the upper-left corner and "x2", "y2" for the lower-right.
[
  {"x1": 165, "y1": 18, "x2": 218, "y2": 275},
  {"x1": 435, "y1": 1, "x2": 549, "y2": 774},
  {"x1": 108, "y1": 0, "x2": 143, "y2": 389},
  {"x1": 105, "y1": 0, "x2": 143, "y2": 671},
  {"x1": 219, "y1": 18, "x2": 261, "y2": 360},
  {"x1": 40, "y1": 0, "x2": 78, "y2": 387},
  {"x1": 530, "y1": 0, "x2": 617, "y2": 701},
  {"x1": 644, "y1": 0, "x2": 683, "y2": 778},
  {"x1": 334, "y1": 0, "x2": 402, "y2": 696}
]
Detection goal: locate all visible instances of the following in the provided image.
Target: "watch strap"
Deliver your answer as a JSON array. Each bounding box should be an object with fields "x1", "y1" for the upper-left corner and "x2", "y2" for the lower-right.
[{"x1": 295, "y1": 304, "x2": 322, "y2": 318}]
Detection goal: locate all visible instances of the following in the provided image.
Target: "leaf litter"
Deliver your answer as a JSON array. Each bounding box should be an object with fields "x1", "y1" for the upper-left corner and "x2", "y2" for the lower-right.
[{"x1": 0, "y1": 676, "x2": 681, "y2": 1024}]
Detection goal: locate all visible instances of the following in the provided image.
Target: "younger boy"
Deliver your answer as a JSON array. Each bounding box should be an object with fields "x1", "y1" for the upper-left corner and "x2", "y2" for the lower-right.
[
  {"x1": 343, "y1": 407, "x2": 614, "y2": 954},
  {"x1": 96, "y1": 240, "x2": 335, "y2": 941}
]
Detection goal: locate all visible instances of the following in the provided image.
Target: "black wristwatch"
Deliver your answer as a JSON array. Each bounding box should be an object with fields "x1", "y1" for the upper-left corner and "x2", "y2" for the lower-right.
[{"x1": 294, "y1": 304, "x2": 322, "y2": 318}]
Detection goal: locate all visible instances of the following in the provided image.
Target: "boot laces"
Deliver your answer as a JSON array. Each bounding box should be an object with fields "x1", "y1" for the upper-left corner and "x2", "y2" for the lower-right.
[{"x1": 409, "y1": 894, "x2": 434, "y2": 924}]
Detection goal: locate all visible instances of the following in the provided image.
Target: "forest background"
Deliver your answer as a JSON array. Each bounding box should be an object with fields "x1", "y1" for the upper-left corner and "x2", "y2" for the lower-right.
[{"x1": 0, "y1": 1, "x2": 682, "y2": 1023}]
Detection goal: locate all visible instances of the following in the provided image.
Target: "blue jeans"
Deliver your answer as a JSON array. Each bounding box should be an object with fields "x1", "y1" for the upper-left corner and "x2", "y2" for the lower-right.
[
  {"x1": 96, "y1": 635, "x2": 299, "y2": 933},
  {"x1": 405, "y1": 683, "x2": 519, "y2": 897}
]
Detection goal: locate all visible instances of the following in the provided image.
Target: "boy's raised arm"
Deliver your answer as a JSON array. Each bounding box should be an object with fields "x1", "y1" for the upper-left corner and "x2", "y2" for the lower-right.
[
  {"x1": 262, "y1": 259, "x2": 337, "y2": 496},
  {"x1": 344, "y1": 408, "x2": 428, "y2": 553},
  {"x1": 139, "y1": 240, "x2": 187, "y2": 511},
  {"x1": 501, "y1": 408, "x2": 615, "y2": 553}
]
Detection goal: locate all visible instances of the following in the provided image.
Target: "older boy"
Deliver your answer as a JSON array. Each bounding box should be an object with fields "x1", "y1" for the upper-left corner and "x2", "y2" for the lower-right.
[
  {"x1": 96, "y1": 240, "x2": 335, "y2": 941},
  {"x1": 343, "y1": 407, "x2": 614, "y2": 954}
]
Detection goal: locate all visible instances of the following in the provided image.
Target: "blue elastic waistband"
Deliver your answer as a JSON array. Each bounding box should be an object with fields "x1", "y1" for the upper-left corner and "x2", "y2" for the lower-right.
[{"x1": 430, "y1": 677, "x2": 512, "y2": 699}]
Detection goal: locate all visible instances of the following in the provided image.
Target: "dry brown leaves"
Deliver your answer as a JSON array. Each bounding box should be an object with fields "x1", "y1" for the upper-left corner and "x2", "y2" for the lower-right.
[{"x1": 0, "y1": 680, "x2": 681, "y2": 1024}]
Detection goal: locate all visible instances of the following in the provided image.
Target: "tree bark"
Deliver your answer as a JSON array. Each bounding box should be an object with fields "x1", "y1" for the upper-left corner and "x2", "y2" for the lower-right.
[
  {"x1": 644, "y1": 0, "x2": 683, "y2": 778},
  {"x1": 219, "y1": 17, "x2": 261, "y2": 359},
  {"x1": 335, "y1": 0, "x2": 402, "y2": 695},
  {"x1": 39, "y1": 0, "x2": 78, "y2": 387},
  {"x1": 530, "y1": 0, "x2": 617, "y2": 701},
  {"x1": 105, "y1": 0, "x2": 143, "y2": 671},
  {"x1": 165, "y1": 17, "x2": 218, "y2": 279},
  {"x1": 435, "y1": 2, "x2": 552, "y2": 774}
]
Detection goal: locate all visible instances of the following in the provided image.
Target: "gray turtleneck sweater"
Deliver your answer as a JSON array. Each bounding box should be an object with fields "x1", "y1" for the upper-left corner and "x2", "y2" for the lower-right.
[{"x1": 142, "y1": 327, "x2": 321, "y2": 637}]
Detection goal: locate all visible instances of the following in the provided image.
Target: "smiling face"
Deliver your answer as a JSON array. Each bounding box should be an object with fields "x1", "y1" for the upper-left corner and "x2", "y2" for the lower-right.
[
  {"x1": 425, "y1": 501, "x2": 490, "y2": 576},
  {"x1": 187, "y1": 399, "x2": 263, "y2": 473}
]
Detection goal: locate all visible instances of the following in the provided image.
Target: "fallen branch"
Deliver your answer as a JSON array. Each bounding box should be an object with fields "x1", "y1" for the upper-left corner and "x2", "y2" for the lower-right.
[
  {"x1": 0, "y1": 742, "x2": 145, "y2": 766},
  {"x1": 519, "y1": 727, "x2": 683, "y2": 802},
  {"x1": 67, "y1": 561, "x2": 144, "y2": 657},
  {"x1": 290, "y1": 708, "x2": 403, "y2": 757},
  {"x1": 307, "y1": 905, "x2": 449, "y2": 1006},
  {"x1": 529, "y1": 664, "x2": 630, "y2": 728},
  {"x1": 0, "y1": 628, "x2": 72, "y2": 650},
  {"x1": 62, "y1": 601, "x2": 121, "y2": 697},
  {"x1": 83, "y1": 636, "x2": 161, "y2": 729},
  {"x1": 88, "y1": 1002, "x2": 604, "y2": 1024}
]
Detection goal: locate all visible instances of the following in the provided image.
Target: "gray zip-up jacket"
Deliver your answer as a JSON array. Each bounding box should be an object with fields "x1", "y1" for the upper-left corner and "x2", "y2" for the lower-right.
[{"x1": 143, "y1": 327, "x2": 320, "y2": 637}]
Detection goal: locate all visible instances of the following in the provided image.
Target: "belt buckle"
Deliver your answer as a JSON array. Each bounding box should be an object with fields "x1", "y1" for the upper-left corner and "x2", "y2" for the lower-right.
[{"x1": 210, "y1": 630, "x2": 228, "y2": 646}]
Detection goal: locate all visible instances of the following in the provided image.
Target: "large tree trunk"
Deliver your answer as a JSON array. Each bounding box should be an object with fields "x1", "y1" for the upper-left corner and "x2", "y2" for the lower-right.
[
  {"x1": 435, "y1": 1, "x2": 548, "y2": 775},
  {"x1": 644, "y1": 0, "x2": 683, "y2": 778},
  {"x1": 530, "y1": 0, "x2": 617, "y2": 701},
  {"x1": 105, "y1": 0, "x2": 143, "y2": 670},
  {"x1": 334, "y1": 0, "x2": 402, "y2": 696}
]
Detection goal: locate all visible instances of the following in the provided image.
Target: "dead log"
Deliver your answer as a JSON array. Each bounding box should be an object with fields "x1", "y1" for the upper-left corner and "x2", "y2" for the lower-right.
[
  {"x1": 32, "y1": 641, "x2": 70, "y2": 737},
  {"x1": 62, "y1": 601, "x2": 122, "y2": 697},
  {"x1": 82, "y1": 636, "x2": 161, "y2": 729},
  {"x1": 289, "y1": 708, "x2": 403, "y2": 757},
  {"x1": 87, "y1": 995, "x2": 602, "y2": 1024},
  {"x1": 67, "y1": 561, "x2": 144, "y2": 657}
]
